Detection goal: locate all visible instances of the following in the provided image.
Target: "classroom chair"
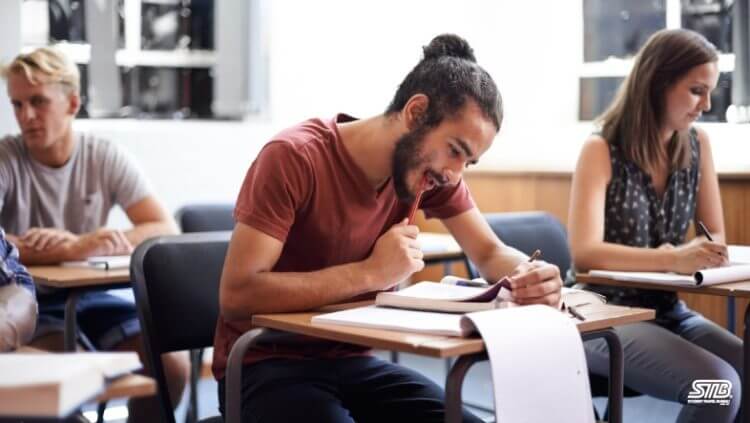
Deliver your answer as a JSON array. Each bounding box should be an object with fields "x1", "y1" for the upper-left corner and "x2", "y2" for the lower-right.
[
  {"x1": 463, "y1": 211, "x2": 642, "y2": 420},
  {"x1": 176, "y1": 204, "x2": 235, "y2": 233},
  {"x1": 175, "y1": 203, "x2": 235, "y2": 421},
  {"x1": 131, "y1": 232, "x2": 267, "y2": 423}
]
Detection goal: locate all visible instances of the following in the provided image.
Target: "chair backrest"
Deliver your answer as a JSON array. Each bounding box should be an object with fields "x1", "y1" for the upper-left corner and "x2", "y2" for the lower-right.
[
  {"x1": 465, "y1": 211, "x2": 571, "y2": 279},
  {"x1": 131, "y1": 232, "x2": 231, "y2": 423},
  {"x1": 176, "y1": 204, "x2": 235, "y2": 233}
]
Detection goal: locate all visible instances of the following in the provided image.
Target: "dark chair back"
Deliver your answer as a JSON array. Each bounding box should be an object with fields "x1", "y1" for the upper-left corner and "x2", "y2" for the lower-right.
[
  {"x1": 464, "y1": 211, "x2": 640, "y2": 410},
  {"x1": 132, "y1": 232, "x2": 231, "y2": 423},
  {"x1": 465, "y1": 211, "x2": 571, "y2": 279},
  {"x1": 177, "y1": 204, "x2": 235, "y2": 233}
]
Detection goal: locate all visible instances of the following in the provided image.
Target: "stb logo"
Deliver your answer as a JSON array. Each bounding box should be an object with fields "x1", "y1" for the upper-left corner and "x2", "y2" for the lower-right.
[{"x1": 687, "y1": 379, "x2": 732, "y2": 406}]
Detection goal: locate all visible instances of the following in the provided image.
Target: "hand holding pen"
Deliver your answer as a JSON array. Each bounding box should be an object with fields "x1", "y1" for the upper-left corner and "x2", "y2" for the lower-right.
[
  {"x1": 667, "y1": 221, "x2": 728, "y2": 274},
  {"x1": 507, "y1": 249, "x2": 563, "y2": 307}
]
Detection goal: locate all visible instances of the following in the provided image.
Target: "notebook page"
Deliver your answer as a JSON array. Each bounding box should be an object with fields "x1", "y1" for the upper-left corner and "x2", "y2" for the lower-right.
[{"x1": 465, "y1": 306, "x2": 595, "y2": 423}]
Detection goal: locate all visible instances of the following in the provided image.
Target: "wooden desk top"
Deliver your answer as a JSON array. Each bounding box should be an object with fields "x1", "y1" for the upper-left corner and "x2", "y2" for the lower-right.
[
  {"x1": 419, "y1": 232, "x2": 464, "y2": 263},
  {"x1": 97, "y1": 373, "x2": 156, "y2": 402},
  {"x1": 28, "y1": 266, "x2": 130, "y2": 288},
  {"x1": 2, "y1": 348, "x2": 156, "y2": 416},
  {"x1": 253, "y1": 303, "x2": 655, "y2": 358},
  {"x1": 577, "y1": 273, "x2": 750, "y2": 299}
]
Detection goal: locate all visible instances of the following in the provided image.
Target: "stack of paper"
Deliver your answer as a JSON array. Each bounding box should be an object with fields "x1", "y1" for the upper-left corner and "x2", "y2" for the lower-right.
[
  {"x1": 0, "y1": 352, "x2": 141, "y2": 418},
  {"x1": 312, "y1": 306, "x2": 473, "y2": 337},
  {"x1": 589, "y1": 264, "x2": 750, "y2": 287}
]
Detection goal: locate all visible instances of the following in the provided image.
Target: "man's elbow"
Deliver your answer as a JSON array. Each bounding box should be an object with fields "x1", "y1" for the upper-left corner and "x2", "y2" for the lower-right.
[
  {"x1": 219, "y1": 276, "x2": 259, "y2": 321},
  {"x1": 220, "y1": 294, "x2": 247, "y2": 321},
  {"x1": 156, "y1": 218, "x2": 180, "y2": 236},
  {"x1": 164, "y1": 221, "x2": 180, "y2": 236}
]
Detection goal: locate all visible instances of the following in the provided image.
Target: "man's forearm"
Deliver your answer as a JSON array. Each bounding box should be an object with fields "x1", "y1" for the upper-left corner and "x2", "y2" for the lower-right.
[
  {"x1": 125, "y1": 220, "x2": 179, "y2": 246},
  {"x1": 6, "y1": 234, "x2": 72, "y2": 265},
  {"x1": 221, "y1": 260, "x2": 379, "y2": 321},
  {"x1": 475, "y1": 246, "x2": 528, "y2": 282}
]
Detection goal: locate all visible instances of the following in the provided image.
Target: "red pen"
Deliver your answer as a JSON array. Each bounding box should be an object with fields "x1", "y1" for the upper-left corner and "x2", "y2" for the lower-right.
[{"x1": 407, "y1": 177, "x2": 426, "y2": 224}]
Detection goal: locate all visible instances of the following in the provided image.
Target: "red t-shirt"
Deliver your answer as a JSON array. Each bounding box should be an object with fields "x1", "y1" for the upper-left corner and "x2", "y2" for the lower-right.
[{"x1": 212, "y1": 114, "x2": 475, "y2": 379}]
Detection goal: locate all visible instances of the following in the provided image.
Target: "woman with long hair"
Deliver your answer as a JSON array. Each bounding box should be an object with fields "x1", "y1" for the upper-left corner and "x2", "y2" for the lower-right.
[{"x1": 568, "y1": 29, "x2": 742, "y2": 422}]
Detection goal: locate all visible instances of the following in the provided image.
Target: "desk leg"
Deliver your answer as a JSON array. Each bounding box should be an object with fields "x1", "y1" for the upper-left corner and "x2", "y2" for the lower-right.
[
  {"x1": 583, "y1": 329, "x2": 624, "y2": 423},
  {"x1": 445, "y1": 352, "x2": 487, "y2": 423},
  {"x1": 225, "y1": 329, "x2": 267, "y2": 423},
  {"x1": 742, "y1": 304, "x2": 750, "y2": 423},
  {"x1": 64, "y1": 290, "x2": 81, "y2": 352},
  {"x1": 728, "y1": 297, "x2": 736, "y2": 334}
]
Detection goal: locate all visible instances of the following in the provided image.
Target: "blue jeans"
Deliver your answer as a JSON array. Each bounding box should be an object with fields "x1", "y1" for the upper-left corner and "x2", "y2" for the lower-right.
[
  {"x1": 584, "y1": 300, "x2": 743, "y2": 423},
  {"x1": 217, "y1": 355, "x2": 482, "y2": 423},
  {"x1": 35, "y1": 290, "x2": 140, "y2": 350}
]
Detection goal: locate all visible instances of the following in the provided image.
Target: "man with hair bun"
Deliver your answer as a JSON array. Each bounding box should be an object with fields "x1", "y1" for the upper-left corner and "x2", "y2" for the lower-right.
[
  {"x1": 0, "y1": 46, "x2": 188, "y2": 422},
  {"x1": 216, "y1": 34, "x2": 562, "y2": 422}
]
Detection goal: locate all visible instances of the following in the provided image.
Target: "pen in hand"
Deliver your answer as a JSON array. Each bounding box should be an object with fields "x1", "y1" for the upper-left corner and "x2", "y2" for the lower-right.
[
  {"x1": 407, "y1": 177, "x2": 427, "y2": 225},
  {"x1": 528, "y1": 249, "x2": 541, "y2": 262},
  {"x1": 697, "y1": 220, "x2": 728, "y2": 261},
  {"x1": 697, "y1": 221, "x2": 714, "y2": 242}
]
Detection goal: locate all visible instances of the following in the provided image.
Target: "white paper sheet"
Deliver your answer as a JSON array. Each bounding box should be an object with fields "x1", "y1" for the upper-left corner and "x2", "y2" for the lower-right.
[
  {"x1": 465, "y1": 305, "x2": 595, "y2": 423},
  {"x1": 61, "y1": 255, "x2": 131, "y2": 270},
  {"x1": 729, "y1": 245, "x2": 750, "y2": 264},
  {"x1": 311, "y1": 305, "x2": 473, "y2": 337},
  {"x1": 590, "y1": 264, "x2": 750, "y2": 287},
  {"x1": 417, "y1": 233, "x2": 461, "y2": 254}
]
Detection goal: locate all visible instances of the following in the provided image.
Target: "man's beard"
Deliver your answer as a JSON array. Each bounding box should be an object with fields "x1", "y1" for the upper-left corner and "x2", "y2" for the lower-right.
[{"x1": 392, "y1": 127, "x2": 428, "y2": 202}]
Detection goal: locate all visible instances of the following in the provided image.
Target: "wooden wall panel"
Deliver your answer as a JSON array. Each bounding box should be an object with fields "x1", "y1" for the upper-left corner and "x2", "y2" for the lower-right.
[{"x1": 414, "y1": 172, "x2": 750, "y2": 336}]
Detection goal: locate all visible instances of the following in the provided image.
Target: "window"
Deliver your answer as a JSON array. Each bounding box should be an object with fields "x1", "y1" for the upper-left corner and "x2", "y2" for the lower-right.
[
  {"x1": 20, "y1": 0, "x2": 267, "y2": 120},
  {"x1": 579, "y1": 0, "x2": 736, "y2": 122}
]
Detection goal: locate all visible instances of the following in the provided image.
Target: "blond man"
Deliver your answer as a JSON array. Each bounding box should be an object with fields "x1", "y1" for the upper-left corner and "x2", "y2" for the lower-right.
[{"x1": 0, "y1": 47, "x2": 188, "y2": 422}]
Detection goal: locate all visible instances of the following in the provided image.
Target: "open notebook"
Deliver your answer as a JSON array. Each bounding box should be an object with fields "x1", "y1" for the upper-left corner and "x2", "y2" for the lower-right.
[
  {"x1": 313, "y1": 284, "x2": 605, "y2": 337},
  {"x1": 0, "y1": 352, "x2": 141, "y2": 418},
  {"x1": 61, "y1": 255, "x2": 131, "y2": 271},
  {"x1": 590, "y1": 246, "x2": 750, "y2": 288},
  {"x1": 375, "y1": 276, "x2": 513, "y2": 313},
  {"x1": 587, "y1": 245, "x2": 750, "y2": 287}
]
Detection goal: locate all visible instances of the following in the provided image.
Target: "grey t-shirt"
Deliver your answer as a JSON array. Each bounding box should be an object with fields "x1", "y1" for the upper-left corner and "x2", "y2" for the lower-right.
[{"x1": 0, "y1": 133, "x2": 151, "y2": 235}]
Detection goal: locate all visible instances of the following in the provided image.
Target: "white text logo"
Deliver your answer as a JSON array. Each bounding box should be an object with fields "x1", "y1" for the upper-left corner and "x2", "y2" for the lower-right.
[{"x1": 687, "y1": 379, "x2": 732, "y2": 406}]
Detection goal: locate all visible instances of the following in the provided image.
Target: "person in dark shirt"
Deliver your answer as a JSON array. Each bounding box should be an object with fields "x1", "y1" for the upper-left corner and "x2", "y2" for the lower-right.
[{"x1": 568, "y1": 29, "x2": 741, "y2": 422}]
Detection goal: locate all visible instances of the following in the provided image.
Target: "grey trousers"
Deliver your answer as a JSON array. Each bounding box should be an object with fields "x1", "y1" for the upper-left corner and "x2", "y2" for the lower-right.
[{"x1": 584, "y1": 300, "x2": 743, "y2": 423}]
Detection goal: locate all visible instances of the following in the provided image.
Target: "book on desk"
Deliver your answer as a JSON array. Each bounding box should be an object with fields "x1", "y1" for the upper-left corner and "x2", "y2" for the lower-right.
[
  {"x1": 586, "y1": 245, "x2": 750, "y2": 287},
  {"x1": 0, "y1": 352, "x2": 141, "y2": 418},
  {"x1": 374, "y1": 276, "x2": 513, "y2": 313},
  {"x1": 61, "y1": 255, "x2": 131, "y2": 271},
  {"x1": 312, "y1": 277, "x2": 607, "y2": 337}
]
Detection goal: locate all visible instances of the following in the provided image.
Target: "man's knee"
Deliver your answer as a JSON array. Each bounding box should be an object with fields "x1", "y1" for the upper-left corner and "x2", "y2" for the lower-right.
[{"x1": 243, "y1": 386, "x2": 353, "y2": 423}]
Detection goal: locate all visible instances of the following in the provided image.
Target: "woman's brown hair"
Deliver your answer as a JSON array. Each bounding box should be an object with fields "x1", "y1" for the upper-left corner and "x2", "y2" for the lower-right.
[{"x1": 597, "y1": 29, "x2": 718, "y2": 172}]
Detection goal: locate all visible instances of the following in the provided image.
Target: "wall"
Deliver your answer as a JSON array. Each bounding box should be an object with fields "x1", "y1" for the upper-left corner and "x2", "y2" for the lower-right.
[
  {"x1": 414, "y1": 172, "x2": 750, "y2": 335},
  {"x1": 1, "y1": 0, "x2": 749, "y2": 222},
  {"x1": 0, "y1": 1, "x2": 20, "y2": 134},
  {"x1": 71, "y1": 0, "x2": 584, "y2": 224}
]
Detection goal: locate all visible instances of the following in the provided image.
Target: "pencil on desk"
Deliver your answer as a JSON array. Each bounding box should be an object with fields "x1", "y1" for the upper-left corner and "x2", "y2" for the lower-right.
[{"x1": 568, "y1": 305, "x2": 586, "y2": 321}]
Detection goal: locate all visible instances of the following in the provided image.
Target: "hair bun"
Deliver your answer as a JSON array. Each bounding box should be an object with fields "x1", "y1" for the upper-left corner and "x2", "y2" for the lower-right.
[{"x1": 422, "y1": 34, "x2": 476, "y2": 63}]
